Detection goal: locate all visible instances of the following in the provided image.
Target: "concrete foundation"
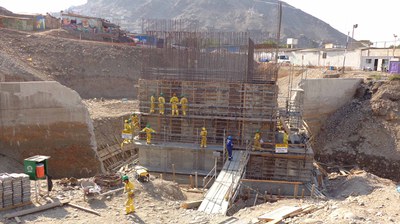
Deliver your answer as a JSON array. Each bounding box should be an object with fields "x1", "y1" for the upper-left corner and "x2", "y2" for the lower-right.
[
  {"x1": 0, "y1": 81, "x2": 103, "y2": 178},
  {"x1": 299, "y1": 78, "x2": 363, "y2": 134},
  {"x1": 137, "y1": 141, "x2": 221, "y2": 175}
]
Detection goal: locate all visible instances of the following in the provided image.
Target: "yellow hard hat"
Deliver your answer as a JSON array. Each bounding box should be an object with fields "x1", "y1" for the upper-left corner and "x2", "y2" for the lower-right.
[{"x1": 202, "y1": 127, "x2": 206, "y2": 131}]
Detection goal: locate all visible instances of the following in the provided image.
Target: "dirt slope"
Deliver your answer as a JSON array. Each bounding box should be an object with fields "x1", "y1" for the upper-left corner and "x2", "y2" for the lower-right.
[
  {"x1": 315, "y1": 80, "x2": 400, "y2": 181},
  {"x1": 0, "y1": 28, "x2": 141, "y2": 98}
]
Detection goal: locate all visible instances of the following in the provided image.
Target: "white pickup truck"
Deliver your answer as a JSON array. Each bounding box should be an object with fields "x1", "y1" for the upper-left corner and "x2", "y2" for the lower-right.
[{"x1": 277, "y1": 55, "x2": 291, "y2": 64}]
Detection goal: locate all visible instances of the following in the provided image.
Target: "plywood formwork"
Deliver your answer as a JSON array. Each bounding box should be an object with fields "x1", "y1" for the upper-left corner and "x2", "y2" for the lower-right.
[
  {"x1": 138, "y1": 79, "x2": 278, "y2": 149},
  {"x1": 245, "y1": 151, "x2": 313, "y2": 183}
]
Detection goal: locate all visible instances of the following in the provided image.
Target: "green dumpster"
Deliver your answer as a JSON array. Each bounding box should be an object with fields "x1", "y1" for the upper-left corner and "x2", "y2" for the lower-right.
[{"x1": 24, "y1": 155, "x2": 50, "y2": 180}]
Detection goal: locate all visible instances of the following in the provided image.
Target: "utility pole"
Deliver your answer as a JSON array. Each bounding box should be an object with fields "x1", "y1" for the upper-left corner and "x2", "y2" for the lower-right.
[
  {"x1": 274, "y1": 1, "x2": 282, "y2": 63},
  {"x1": 342, "y1": 31, "x2": 350, "y2": 73},
  {"x1": 350, "y1": 24, "x2": 358, "y2": 49},
  {"x1": 393, "y1": 34, "x2": 397, "y2": 58}
]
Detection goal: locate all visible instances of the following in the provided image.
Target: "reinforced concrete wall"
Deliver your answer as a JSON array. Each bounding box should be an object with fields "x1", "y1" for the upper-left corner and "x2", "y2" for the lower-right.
[
  {"x1": 299, "y1": 78, "x2": 363, "y2": 135},
  {"x1": 0, "y1": 81, "x2": 103, "y2": 178},
  {"x1": 138, "y1": 143, "x2": 216, "y2": 175}
]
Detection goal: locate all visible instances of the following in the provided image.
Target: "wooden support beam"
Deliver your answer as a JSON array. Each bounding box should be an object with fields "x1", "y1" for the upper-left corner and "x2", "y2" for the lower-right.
[{"x1": 241, "y1": 179, "x2": 303, "y2": 185}]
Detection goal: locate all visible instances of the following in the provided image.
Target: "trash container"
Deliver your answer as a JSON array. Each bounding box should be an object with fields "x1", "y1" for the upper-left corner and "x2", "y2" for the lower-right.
[{"x1": 24, "y1": 155, "x2": 50, "y2": 180}]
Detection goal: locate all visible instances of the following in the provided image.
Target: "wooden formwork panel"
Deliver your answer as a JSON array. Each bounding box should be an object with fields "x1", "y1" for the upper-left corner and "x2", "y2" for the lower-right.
[{"x1": 246, "y1": 155, "x2": 313, "y2": 182}]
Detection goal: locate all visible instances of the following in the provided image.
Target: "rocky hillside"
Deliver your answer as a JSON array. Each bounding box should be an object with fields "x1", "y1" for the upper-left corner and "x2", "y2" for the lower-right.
[
  {"x1": 314, "y1": 80, "x2": 400, "y2": 181},
  {"x1": 69, "y1": 0, "x2": 348, "y2": 47},
  {"x1": 0, "y1": 28, "x2": 141, "y2": 98}
]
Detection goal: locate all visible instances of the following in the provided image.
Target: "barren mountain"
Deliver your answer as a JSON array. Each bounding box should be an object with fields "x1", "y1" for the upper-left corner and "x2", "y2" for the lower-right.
[{"x1": 69, "y1": 0, "x2": 348, "y2": 47}]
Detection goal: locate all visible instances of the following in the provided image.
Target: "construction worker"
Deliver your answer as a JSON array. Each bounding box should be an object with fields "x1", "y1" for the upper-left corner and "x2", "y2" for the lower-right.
[
  {"x1": 123, "y1": 119, "x2": 132, "y2": 133},
  {"x1": 121, "y1": 119, "x2": 132, "y2": 147},
  {"x1": 170, "y1": 93, "x2": 179, "y2": 116},
  {"x1": 226, "y1": 136, "x2": 233, "y2": 161},
  {"x1": 180, "y1": 94, "x2": 188, "y2": 116},
  {"x1": 200, "y1": 127, "x2": 207, "y2": 148},
  {"x1": 253, "y1": 130, "x2": 261, "y2": 150},
  {"x1": 141, "y1": 124, "x2": 156, "y2": 144},
  {"x1": 131, "y1": 113, "x2": 140, "y2": 131},
  {"x1": 158, "y1": 93, "x2": 165, "y2": 115},
  {"x1": 150, "y1": 94, "x2": 155, "y2": 113},
  {"x1": 122, "y1": 175, "x2": 135, "y2": 214}
]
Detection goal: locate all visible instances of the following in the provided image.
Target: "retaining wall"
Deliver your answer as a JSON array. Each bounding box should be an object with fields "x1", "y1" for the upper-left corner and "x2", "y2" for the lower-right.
[
  {"x1": 299, "y1": 78, "x2": 363, "y2": 135},
  {"x1": 0, "y1": 81, "x2": 103, "y2": 178}
]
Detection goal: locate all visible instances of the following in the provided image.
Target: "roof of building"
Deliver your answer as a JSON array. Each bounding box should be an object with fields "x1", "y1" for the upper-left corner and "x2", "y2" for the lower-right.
[
  {"x1": 61, "y1": 13, "x2": 101, "y2": 20},
  {"x1": 0, "y1": 15, "x2": 32, "y2": 20}
]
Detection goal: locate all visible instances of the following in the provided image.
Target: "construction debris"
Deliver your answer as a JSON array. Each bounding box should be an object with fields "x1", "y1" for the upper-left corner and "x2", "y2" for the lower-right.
[{"x1": 94, "y1": 174, "x2": 121, "y2": 187}]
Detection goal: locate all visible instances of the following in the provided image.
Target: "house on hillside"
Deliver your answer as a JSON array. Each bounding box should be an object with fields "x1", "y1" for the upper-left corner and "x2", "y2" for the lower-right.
[
  {"x1": 61, "y1": 13, "x2": 123, "y2": 42},
  {"x1": 0, "y1": 14, "x2": 49, "y2": 31},
  {"x1": 259, "y1": 46, "x2": 400, "y2": 71}
]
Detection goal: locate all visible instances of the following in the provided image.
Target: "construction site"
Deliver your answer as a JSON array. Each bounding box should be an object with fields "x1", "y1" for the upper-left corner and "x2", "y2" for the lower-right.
[{"x1": 2, "y1": 14, "x2": 400, "y2": 224}]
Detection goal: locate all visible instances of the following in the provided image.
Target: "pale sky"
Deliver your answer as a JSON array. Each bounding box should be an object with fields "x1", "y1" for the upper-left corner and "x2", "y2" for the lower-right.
[{"x1": 0, "y1": 0, "x2": 398, "y2": 45}]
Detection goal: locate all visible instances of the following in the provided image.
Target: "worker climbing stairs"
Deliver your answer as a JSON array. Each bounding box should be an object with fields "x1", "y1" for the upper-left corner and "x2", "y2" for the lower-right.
[{"x1": 198, "y1": 150, "x2": 249, "y2": 214}]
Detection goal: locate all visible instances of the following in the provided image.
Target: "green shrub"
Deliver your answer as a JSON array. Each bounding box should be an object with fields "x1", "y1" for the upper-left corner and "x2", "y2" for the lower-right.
[
  {"x1": 389, "y1": 75, "x2": 400, "y2": 81},
  {"x1": 370, "y1": 74, "x2": 382, "y2": 80}
]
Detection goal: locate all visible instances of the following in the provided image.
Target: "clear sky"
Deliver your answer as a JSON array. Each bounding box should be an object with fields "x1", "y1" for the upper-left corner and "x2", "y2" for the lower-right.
[
  {"x1": 0, "y1": 0, "x2": 87, "y2": 14},
  {"x1": 283, "y1": 0, "x2": 399, "y2": 45},
  {"x1": 0, "y1": 0, "x2": 398, "y2": 44}
]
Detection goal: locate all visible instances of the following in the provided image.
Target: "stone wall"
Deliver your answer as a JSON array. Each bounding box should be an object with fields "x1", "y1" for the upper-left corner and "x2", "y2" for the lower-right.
[{"x1": 0, "y1": 81, "x2": 103, "y2": 178}]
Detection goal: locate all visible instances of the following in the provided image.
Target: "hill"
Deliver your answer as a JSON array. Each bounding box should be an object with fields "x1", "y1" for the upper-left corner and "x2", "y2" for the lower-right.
[{"x1": 68, "y1": 0, "x2": 348, "y2": 47}]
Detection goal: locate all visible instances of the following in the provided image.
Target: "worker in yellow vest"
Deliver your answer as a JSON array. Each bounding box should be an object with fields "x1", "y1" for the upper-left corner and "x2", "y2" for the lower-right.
[
  {"x1": 150, "y1": 94, "x2": 155, "y2": 113},
  {"x1": 141, "y1": 124, "x2": 156, "y2": 144},
  {"x1": 180, "y1": 94, "x2": 188, "y2": 116},
  {"x1": 170, "y1": 93, "x2": 179, "y2": 116},
  {"x1": 131, "y1": 113, "x2": 140, "y2": 132},
  {"x1": 122, "y1": 175, "x2": 135, "y2": 214},
  {"x1": 158, "y1": 93, "x2": 165, "y2": 115},
  {"x1": 121, "y1": 119, "x2": 132, "y2": 147},
  {"x1": 200, "y1": 127, "x2": 207, "y2": 148},
  {"x1": 253, "y1": 129, "x2": 261, "y2": 150}
]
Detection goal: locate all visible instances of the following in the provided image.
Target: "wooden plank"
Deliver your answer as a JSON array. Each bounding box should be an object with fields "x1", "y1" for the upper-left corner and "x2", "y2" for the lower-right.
[
  {"x1": 258, "y1": 206, "x2": 302, "y2": 221},
  {"x1": 181, "y1": 200, "x2": 203, "y2": 209},
  {"x1": 4, "y1": 201, "x2": 63, "y2": 219},
  {"x1": 266, "y1": 219, "x2": 283, "y2": 224},
  {"x1": 66, "y1": 203, "x2": 101, "y2": 216},
  {"x1": 14, "y1": 217, "x2": 21, "y2": 223}
]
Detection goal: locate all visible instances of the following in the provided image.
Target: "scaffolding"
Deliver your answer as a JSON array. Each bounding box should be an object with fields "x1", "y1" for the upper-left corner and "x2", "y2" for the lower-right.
[{"x1": 137, "y1": 19, "x2": 279, "y2": 149}]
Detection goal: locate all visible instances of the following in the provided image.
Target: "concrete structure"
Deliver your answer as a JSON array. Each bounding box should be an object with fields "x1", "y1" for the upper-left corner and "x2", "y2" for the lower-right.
[
  {"x1": 299, "y1": 78, "x2": 363, "y2": 134},
  {"x1": 0, "y1": 81, "x2": 103, "y2": 178},
  {"x1": 138, "y1": 142, "x2": 217, "y2": 175}
]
